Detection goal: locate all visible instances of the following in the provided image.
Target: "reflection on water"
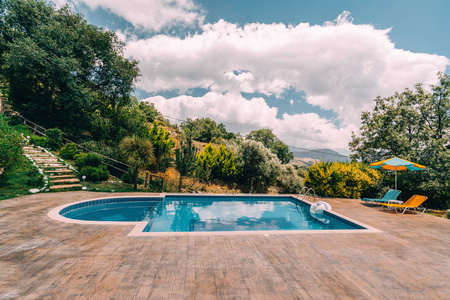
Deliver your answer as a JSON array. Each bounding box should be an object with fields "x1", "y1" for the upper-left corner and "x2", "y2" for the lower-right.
[{"x1": 144, "y1": 197, "x2": 355, "y2": 232}]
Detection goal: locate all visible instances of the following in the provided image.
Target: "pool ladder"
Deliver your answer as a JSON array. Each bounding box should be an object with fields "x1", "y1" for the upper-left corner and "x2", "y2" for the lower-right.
[{"x1": 297, "y1": 186, "x2": 316, "y2": 202}]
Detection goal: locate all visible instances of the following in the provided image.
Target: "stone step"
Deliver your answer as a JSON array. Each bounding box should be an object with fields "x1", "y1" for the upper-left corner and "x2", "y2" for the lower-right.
[
  {"x1": 44, "y1": 169, "x2": 74, "y2": 174},
  {"x1": 49, "y1": 184, "x2": 83, "y2": 190},
  {"x1": 27, "y1": 153, "x2": 52, "y2": 157},
  {"x1": 49, "y1": 174, "x2": 77, "y2": 179},
  {"x1": 33, "y1": 158, "x2": 58, "y2": 161},
  {"x1": 51, "y1": 178, "x2": 80, "y2": 184},
  {"x1": 39, "y1": 164, "x2": 66, "y2": 168}
]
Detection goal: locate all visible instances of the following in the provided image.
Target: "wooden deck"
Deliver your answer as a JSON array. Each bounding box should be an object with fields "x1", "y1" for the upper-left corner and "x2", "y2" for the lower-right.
[{"x1": 0, "y1": 192, "x2": 449, "y2": 299}]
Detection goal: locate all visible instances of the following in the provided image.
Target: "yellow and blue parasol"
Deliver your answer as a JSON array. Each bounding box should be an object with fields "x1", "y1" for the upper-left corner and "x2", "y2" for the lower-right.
[{"x1": 370, "y1": 157, "x2": 426, "y2": 198}]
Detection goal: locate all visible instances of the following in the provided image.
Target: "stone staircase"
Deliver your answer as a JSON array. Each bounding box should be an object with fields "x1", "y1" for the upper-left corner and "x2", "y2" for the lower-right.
[{"x1": 23, "y1": 145, "x2": 83, "y2": 191}]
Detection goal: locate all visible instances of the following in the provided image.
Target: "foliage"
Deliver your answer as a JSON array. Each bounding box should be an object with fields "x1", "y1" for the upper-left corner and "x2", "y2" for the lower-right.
[
  {"x1": 349, "y1": 73, "x2": 450, "y2": 209},
  {"x1": 59, "y1": 143, "x2": 79, "y2": 160},
  {"x1": 277, "y1": 164, "x2": 303, "y2": 193},
  {"x1": 74, "y1": 152, "x2": 103, "y2": 168},
  {"x1": 0, "y1": 114, "x2": 23, "y2": 178},
  {"x1": 45, "y1": 128, "x2": 62, "y2": 150},
  {"x1": 235, "y1": 140, "x2": 281, "y2": 192},
  {"x1": 0, "y1": 154, "x2": 43, "y2": 199},
  {"x1": 148, "y1": 122, "x2": 175, "y2": 172},
  {"x1": 13, "y1": 124, "x2": 31, "y2": 136},
  {"x1": 175, "y1": 138, "x2": 197, "y2": 191},
  {"x1": 305, "y1": 161, "x2": 381, "y2": 199},
  {"x1": 246, "y1": 129, "x2": 294, "y2": 164},
  {"x1": 119, "y1": 135, "x2": 154, "y2": 190},
  {"x1": 79, "y1": 165, "x2": 109, "y2": 182},
  {"x1": 139, "y1": 102, "x2": 160, "y2": 124},
  {"x1": 0, "y1": 0, "x2": 140, "y2": 141},
  {"x1": 181, "y1": 117, "x2": 236, "y2": 143},
  {"x1": 29, "y1": 135, "x2": 48, "y2": 148},
  {"x1": 196, "y1": 143, "x2": 239, "y2": 182},
  {"x1": 7, "y1": 115, "x2": 23, "y2": 126},
  {"x1": 80, "y1": 140, "x2": 121, "y2": 161}
]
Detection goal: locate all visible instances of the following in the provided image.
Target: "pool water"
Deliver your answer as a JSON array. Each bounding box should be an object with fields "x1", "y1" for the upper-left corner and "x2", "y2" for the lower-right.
[{"x1": 61, "y1": 195, "x2": 364, "y2": 232}]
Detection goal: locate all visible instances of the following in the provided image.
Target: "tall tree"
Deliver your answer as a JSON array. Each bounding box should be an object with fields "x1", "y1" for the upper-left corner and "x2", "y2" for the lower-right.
[
  {"x1": 235, "y1": 140, "x2": 281, "y2": 192},
  {"x1": 246, "y1": 129, "x2": 294, "y2": 164},
  {"x1": 349, "y1": 73, "x2": 450, "y2": 209},
  {"x1": 0, "y1": 0, "x2": 140, "y2": 140},
  {"x1": 148, "y1": 122, "x2": 175, "y2": 172},
  {"x1": 119, "y1": 135, "x2": 154, "y2": 190},
  {"x1": 175, "y1": 138, "x2": 197, "y2": 191}
]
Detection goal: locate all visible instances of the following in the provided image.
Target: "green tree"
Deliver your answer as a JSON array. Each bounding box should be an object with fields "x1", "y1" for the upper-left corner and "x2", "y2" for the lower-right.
[
  {"x1": 196, "y1": 143, "x2": 238, "y2": 182},
  {"x1": 119, "y1": 135, "x2": 154, "y2": 190},
  {"x1": 235, "y1": 140, "x2": 281, "y2": 192},
  {"x1": 175, "y1": 138, "x2": 197, "y2": 191},
  {"x1": 139, "y1": 102, "x2": 160, "y2": 124},
  {"x1": 246, "y1": 129, "x2": 294, "y2": 164},
  {"x1": 149, "y1": 122, "x2": 175, "y2": 172},
  {"x1": 181, "y1": 117, "x2": 235, "y2": 143},
  {"x1": 0, "y1": 0, "x2": 140, "y2": 140},
  {"x1": 350, "y1": 73, "x2": 450, "y2": 208}
]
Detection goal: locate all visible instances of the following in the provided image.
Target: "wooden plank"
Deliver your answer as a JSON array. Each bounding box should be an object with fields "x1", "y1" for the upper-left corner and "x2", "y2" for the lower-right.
[{"x1": 0, "y1": 192, "x2": 449, "y2": 299}]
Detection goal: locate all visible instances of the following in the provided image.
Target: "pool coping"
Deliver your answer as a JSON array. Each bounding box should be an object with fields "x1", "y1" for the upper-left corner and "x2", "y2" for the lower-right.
[{"x1": 47, "y1": 193, "x2": 382, "y2": 236}]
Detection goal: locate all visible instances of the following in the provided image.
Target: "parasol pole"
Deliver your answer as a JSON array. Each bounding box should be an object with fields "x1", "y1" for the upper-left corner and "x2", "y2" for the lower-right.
[{"x1": 395, "y1": 169, "x2": 397, "y2": 199}]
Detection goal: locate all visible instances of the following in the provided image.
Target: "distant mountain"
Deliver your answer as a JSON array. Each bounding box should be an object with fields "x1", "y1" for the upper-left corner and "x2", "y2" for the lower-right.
[{"x1": 291, "y1": 148, "x2": 350, "y2": 162}]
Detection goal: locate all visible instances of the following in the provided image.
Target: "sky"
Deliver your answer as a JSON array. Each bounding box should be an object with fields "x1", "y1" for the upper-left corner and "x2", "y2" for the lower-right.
[{"x1": 56, "y1": 0, "x2": 450, "y2": 155}]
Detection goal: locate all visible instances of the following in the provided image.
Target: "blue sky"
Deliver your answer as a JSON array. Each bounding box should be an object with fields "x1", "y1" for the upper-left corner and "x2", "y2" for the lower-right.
[{"x1": 59, "y1": 0, "x2": 449, "y2": 154}]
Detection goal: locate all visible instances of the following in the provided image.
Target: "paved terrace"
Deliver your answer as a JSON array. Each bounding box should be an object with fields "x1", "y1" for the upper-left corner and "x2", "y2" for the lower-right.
[{"x1": 0, "y1": 192, "x2": 449, "y2": 299}]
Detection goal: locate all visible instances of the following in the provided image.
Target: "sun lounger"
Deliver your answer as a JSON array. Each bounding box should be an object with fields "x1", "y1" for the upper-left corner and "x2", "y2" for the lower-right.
[
  {"x1": 379, "y1": 195, "x2": 427, "y2": 214},
  {"x1": 362, "y1": 189, "x2": 401, "y2": 205}
]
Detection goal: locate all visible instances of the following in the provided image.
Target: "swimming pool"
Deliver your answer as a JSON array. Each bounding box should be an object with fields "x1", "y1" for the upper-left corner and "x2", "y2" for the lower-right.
[{"x1": 48, "y1": 195, "x2": 380, "y2": 236}]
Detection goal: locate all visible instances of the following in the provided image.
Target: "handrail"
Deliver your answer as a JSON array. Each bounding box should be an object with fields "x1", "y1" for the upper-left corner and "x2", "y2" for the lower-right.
[
  {"x1": 297, "y1": 186, "x2": 316, "y2": 202},
  {"x1": 6, "y1": 112, "x2": 164, "y2": 190}
]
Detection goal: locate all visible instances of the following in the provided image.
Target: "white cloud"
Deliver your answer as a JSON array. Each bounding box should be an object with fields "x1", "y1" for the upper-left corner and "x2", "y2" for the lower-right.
[
  {"x1": 126, "y1": 13, "x2": 449, "y2": 129},
  {"x1": 72, "y1": 0, "x2": 204, "y2": 32},
  {"x1": 143, "y1": 92, "x2": 353, "y2": 152}
]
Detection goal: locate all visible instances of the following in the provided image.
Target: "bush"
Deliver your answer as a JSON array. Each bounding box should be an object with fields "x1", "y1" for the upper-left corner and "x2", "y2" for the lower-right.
[
  {"x1": 74, "y1": 152, "x2": 103, "y2": 168},
  {"x1": 0, "y1": 114, "x2": 23, "y2": 177},
  {"x1": 120, "y1": 168, "x2": 144, "y2": 184},
  {"x1": 46, "y1": 128, "x2": 62, "y2": 150},
  {"x1": 0, "y1": 155, "x2": 43, "y2": 199},
  {"x1": 59, "y1": 143, "x2": 80, "y2": 160},
  {"x1": 7, "y1": 115, "x2": 23, "y2": 126},
  {"x1": 13, "y1": 124, "x2": 31, "y2": 136},
  {"x1": 121, "y1": 172, "x2": 134, "y2": 184},
  {"x1": 80, "y1": 165, "x2": 110, "y2": 182},
  {"x1": 29, "y1": 135, "x2": 48, "y2": 148},
  {"x1": 305, "y1": 161, "x2": 381, "y2": 199}
]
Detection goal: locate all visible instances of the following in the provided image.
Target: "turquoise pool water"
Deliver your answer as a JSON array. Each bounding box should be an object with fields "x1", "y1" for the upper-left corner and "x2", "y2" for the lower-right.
[{"x1": 61, "y1": 195, "x2": 364, "y2": 232}]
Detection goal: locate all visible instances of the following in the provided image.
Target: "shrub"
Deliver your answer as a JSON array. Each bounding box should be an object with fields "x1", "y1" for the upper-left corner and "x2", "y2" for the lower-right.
[
  {"x1": 277, "y1": 164, "x2": 303, "y2": 193},
  {"x1": 80, "y1": 165, "x2": 110, "y2": 182},
  {"x1": 46, "y1": 128, "x2": 62, "y2": 150},
  {"x1": 74, "y1": 152, "x2": 103, "y2": 168},
  {"x1": 7, "y1": 115, "x2": 23, "y2": 126},
  {"x1": 0, "y1": 114, "x2": 23, "y2": 177},
  {"x1": 305, "y1": 161, "x2": 381, "y2": 199},
  {"x1": 13, "y1": 124, "x2": 31, "y2": 136},
  {"x1": 121, "y1": 171, "x2": 144, "y2": 184},
  {"x1": 29, "y1": 135, "x2": 48, "y2": 148},
  {"x1": 121, "y1": 172, "x2": 134, "y2": 184},
  {"x1": 59, "y1": 143, "x2": 80, "y2": 160}
]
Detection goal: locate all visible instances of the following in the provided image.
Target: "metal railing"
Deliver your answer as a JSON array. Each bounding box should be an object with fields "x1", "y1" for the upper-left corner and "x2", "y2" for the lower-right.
[
  {"x1": 6, "y1": 112, "x2": 164, "y2": 191},
  {"x1": 297, "y1": 186, "x2": 316, "y2": 202}
]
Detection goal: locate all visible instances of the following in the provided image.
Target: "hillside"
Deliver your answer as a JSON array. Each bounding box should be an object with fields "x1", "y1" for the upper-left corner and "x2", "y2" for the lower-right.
[{"x1": 291, "y1": 148, "x2": 350, "y2": 162}]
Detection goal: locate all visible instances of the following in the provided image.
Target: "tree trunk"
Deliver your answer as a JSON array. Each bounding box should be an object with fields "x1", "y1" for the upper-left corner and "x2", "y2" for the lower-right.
[
  {"x1": 133, "y1": 166, "x2": 139, "y2": 190},
  {"x1": 178, "y1": 173, "x2": 183, "y2": 192}
]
